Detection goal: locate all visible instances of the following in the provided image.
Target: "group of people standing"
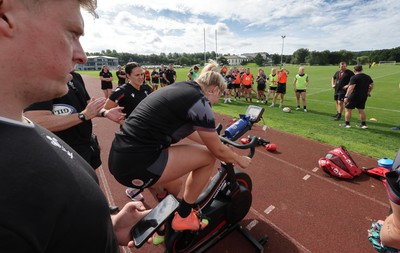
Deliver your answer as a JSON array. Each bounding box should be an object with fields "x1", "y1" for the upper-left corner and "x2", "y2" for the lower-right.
[
  {"x1": 331, "y1": 61, "x2": 374, "y2": 129},
  {"x1": 220, "y1": 65, "x2": 309, "y2": 112}
]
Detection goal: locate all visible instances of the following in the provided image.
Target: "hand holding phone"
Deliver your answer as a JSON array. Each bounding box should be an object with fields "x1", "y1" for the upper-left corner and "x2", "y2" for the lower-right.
[{"x1": 131, "y1": 194, "x2": 180, "y2": 248}]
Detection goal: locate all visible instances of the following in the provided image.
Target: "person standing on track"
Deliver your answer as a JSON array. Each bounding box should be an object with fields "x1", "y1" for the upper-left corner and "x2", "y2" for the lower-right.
[
  {"x1": 99, "y1": 65, "x2": 114, "y2": 98},
  {"x1": 116, "y1": 65, "x2": 126, "y2": 87},
  {"x1": 0, "y1": 0, "x2": 149, "y2": 251}
]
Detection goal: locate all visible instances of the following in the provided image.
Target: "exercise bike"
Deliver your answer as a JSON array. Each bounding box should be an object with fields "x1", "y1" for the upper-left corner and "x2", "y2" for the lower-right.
[{"x1": 133, "y1": 105, "x2": 271, "y2": 252}]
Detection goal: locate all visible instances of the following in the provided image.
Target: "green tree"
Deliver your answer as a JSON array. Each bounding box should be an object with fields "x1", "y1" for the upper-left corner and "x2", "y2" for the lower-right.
[
  {"x1": 291, "y1": 48, "x2": 310, "y2": 64},
  {"x1": 254, "y1": 53, "x2": 265, "y2": 66},
  {"x1": 218, "y1": 56, "x2": 229, "y2": 66}
]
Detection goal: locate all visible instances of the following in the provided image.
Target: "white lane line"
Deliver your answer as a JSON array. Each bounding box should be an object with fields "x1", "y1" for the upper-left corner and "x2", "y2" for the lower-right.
[
  {"x1": 312, "y1": 167, "x2": 319, "y2": 172},
  {"x1": 250, "y1": 207, "x2": 312, "y2": 253},
  {"x1": 303, "y1": 174, "x2": 311, "y2": 181},
  {"x1": 246, "y1": 219, "x2": 259, "y2": 231},
  {"x1": 255, "y1": 149, "x2": 390, "y2": 208},
  {"x1": 264, "y1": 205, "x2": 276, "y2": 215},
  {"x1": 97, "y1": 165, "x2": 116, "y2": 206}
]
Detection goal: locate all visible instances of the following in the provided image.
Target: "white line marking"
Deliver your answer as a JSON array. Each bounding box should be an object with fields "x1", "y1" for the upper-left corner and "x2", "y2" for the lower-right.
[
  {"x1": 255, "y1": 149, "x2": 390, "y2": 208},
  {"x1": 264, "y1": 205, "x2": 275, "y2": 215},
  {"x1": 246, "y1": 219, "x2": 259, "y2": 231},
  {"x1": 303, "y1": 174, "x2": 311, "y2": 180},
  {"x1": 312, "y1": 167, "x2": 319, "y2": 172},
  {"x1": 250, "y1": 207, "x2": 312, "y2": 253},
  {"x1": 97, "y1": 165, "x2": 116, "y2": 206}
]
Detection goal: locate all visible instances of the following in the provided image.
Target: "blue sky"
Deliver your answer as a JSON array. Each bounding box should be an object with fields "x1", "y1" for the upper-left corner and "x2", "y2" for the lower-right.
[{"x1": 81, "y1": 0, "x2": 400, "y2": 55}]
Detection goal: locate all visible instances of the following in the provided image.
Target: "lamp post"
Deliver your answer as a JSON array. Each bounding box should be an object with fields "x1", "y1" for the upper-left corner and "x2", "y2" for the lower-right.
[{"x1": 280, "y1": 35, "x2": 286, "y2": 67}]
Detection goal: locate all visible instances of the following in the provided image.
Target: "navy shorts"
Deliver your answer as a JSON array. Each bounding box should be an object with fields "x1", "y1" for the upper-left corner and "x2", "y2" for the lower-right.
[
  {"x1": 276, "y1": 83, "x2": 286, "y2": 94},
  {"x1": 108, "y1": 149, "x2": 168, "y2": 189}
]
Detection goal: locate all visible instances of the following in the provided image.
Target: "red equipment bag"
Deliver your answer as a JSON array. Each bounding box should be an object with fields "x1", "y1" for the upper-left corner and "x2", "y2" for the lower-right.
[{"x1": 318, "y1": 146, "x2": 362, "y2": 179}]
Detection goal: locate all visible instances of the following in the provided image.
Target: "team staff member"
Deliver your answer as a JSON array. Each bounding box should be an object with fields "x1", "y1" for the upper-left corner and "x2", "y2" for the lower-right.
[
  {"x1": 103, "y1": 62, "x2": 152, "y2": 121},
  {"x1": 99, "y1": 65, "x2": 114, "y2": 98},
  {"x1": 271, "y1": 66, "x2": 289, "y2": 108},
  {"x1": 0, "y1": 0, "x2": 148, "y2": 252},
  {"x1": 151, "y1": 66, "x2": 160, "y2": 91},
  {"x1": 109, "y1": 60, "x2": 251, "y2": 232},
  {"x1": 163, "y1": 63, "x2": 177, "y2": 85},
  {"x1": 332, "y1": 62, "x2": 354, "y2": 121},
  {"x1": 159, "y1": 64, "x2": 167, "y2": 87},
  {"x1": 116, "y1": 65, "x2": 126, "y2": 87},
  {"x1": 341, "y1": 65, "x2": 374, "y2": 128},
  {"x1": 242, "y1": 68, "x2": 254, "y2": 103}
]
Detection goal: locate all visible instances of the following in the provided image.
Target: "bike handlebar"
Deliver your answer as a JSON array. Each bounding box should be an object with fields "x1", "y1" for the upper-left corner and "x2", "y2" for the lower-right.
[{"x1": 219, "y1": 135, "x2": 258, "y2": 158}]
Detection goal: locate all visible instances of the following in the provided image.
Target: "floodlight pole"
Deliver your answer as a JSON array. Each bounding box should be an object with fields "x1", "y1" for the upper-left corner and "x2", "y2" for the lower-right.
[
  {"x1": 280, "y1": 35, "x2": 286, "y2": 67},
  {"x1": 204, "y1": 28, "x2": 207, "y2": 65}
]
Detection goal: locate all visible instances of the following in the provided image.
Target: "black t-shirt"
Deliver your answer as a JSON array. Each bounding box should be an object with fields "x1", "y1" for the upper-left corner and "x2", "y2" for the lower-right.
[
  {"x1": 224, "y1": 74, "x2": 236, "y2": 85},
  {"x1": 108, "y1": 83, "x2": 152, "y2": 117},
  {"x1": 0, "y1": 118, "x2": 118, "y2": 253},
  {"x1": 348, "y1": 73, "x2": 373, "y2": 100},
  {"x1": 159, "y1": 69, "x2": 166, "y2": 83},
  {"x1": 164, "y1": 69, "x2": 176, "y2": 84},
  {"x1": 333, "y1": 69, "x2": 354, "y2": 93},
  {"x1": 100, "y1": 71, "x2": 113, "y2": 86},
  {"x1": 24, "y1": 72, "x2": 92, "y2": 147},
  {"x1": 111, "y1": 81, "x2": 216, "y2": 166},
  {"x1": 116, "y1": 70, "x2": 126, "y2": 85},
  {"x1": 151, "y1": 70, "x2": 159, "y2": 83}
]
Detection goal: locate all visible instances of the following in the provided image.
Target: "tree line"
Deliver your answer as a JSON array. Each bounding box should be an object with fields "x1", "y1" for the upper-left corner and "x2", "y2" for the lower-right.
[{"x1": 87, "y1": 47, "x2": 400, "y2": 67}]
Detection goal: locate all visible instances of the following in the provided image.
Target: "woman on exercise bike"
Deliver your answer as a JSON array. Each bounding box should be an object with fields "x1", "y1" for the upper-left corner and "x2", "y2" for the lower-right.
[{"x1": 109, "y1": 60, "x2": 251, "y2": 232}]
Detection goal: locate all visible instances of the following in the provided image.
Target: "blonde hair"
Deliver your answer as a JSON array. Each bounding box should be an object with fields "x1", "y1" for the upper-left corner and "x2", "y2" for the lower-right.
[
  {"x1": 196, "y1": 60, "x2": 227, "y2": 92},
  {"x1": 24, "y1": 0, "x2": 98, "y2": 18}
]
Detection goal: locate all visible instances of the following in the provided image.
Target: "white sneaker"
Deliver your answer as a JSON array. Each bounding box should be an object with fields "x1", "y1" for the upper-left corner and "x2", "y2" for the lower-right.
[
  {"x1": 257, "y1": 100, "x2": 260, "y2": 103},
  {"x1": 269, "y1": 103, "x2": 275, "y2": 107},
  {"x1": 304, "y1": 109, "x2": 307, "y2": 112},
  {"x1": 224, "y1": 99, "x2": 227, "y2": 103},
  {"x1": 125, "y1": 188, "x2": 144, "y2": 201},
  {"x1": 296, "y1": 107, "x2": 300, "y2": 110},
  {"x1": 356, "y1": 124, "x2": 368, "y2": 129},
  {"x1": 279, "y1": 104, "x2": 283, "y2": 108}
]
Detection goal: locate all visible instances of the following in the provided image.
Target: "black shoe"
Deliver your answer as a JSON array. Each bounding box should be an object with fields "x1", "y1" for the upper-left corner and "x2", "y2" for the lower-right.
[
  {"x1": 109, "y1": 205, "x2": 119, "y2": 214},
  {"x1": 334, "y1": 116, "x2": 341, "y2": 121},
  {"x1": 332, "y1": 113, "x2": 338, "y2": 118}
]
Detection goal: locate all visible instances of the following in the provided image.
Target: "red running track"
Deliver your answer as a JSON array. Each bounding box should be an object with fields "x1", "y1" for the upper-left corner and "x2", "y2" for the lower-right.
[{"x1": 83, "y1": 75, "x2": 388, "y2": 253}]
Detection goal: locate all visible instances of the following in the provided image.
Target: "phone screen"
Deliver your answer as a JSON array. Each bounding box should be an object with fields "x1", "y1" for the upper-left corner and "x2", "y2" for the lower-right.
[{"x1": 131, "y1": 194, "x2": 180, "y2": 248}]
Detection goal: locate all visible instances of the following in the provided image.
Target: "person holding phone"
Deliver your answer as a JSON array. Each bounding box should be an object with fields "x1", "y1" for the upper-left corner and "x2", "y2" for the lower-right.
[
  {"x1": 109, "y1": 60, "x2": 251, "y2": 233},
  {"x1": 0, "y1": 1, "x2": 149, "y2": 252}
]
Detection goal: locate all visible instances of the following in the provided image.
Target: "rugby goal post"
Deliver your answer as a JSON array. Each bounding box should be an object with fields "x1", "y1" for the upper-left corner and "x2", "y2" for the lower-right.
[{"x1": 379, "y1": 61, "x2": 396, "y2": 65}]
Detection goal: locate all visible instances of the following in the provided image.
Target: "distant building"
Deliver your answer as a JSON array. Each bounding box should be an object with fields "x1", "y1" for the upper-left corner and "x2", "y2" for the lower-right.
[
  {"x1": 75, "y1": 56, "x2": 119, "y2": 71},
  {"x1": 224, "y1": 55, "x2": 250, "y2": 66}
]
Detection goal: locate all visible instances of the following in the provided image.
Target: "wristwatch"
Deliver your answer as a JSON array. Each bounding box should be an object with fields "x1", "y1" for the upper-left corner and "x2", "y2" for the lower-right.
[{"x1": 78, "y1": 113, "x2": 87, "y2": 121}]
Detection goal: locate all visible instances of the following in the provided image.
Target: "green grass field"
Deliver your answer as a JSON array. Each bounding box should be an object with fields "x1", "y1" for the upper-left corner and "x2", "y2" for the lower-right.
[{"x1": 79, "y1": 63, "x2": 400, "y2": 159}]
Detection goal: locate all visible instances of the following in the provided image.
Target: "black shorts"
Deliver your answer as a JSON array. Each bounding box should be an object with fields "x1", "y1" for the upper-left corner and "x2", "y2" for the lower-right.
[
  {"x1": 296, "y1": 89, "x2": 306, "y2": 93},
  {"x1": 385, "y1": 171, "x2": 400, "y2": 205},
  {"x1": 334, "y1": 92, "x2": 346, "y2": 101},
  {"x1": 276, "y1": 83, "x2": 286, "y2": 94},
  {"x1": 244, "y1": 85, "x2": 252, "y2": 89},
  {"x1": 227, "y1": 83, "x2": 234, "y2": 90},
  {"x1": 268, "y1": 86, "x2": 277, "y2": 91},
  {"x1": 101, "y1": 82, "x2": 113, "y2": 90},
  {"x1": 233, "y1": 83, "x2": 241, "y2": 89},
  {"x1": 257, "y1": 83, "x2": 266, "y2": 91},
  {"x1": 108, "y1": 149, "x2": 168, "y2": 189},
  {"x1": 345, "y1": 97, "x2": 367, "y2": 110}
]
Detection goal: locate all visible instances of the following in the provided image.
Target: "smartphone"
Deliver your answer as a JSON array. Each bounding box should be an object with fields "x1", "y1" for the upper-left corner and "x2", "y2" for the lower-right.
[{"x1": 131, "y1": 194, "x2": 180, "y2": 248}]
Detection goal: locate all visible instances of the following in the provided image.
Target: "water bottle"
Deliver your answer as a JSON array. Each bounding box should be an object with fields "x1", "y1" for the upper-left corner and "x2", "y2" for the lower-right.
[{"x1": 224, "y1": 116, "x2": 250, "y2": 139}]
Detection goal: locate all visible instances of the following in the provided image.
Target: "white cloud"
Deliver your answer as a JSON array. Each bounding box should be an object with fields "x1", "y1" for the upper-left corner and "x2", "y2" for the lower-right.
[{"x1": 80, "y1": 0, "x2": 400, "y2": 55}]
